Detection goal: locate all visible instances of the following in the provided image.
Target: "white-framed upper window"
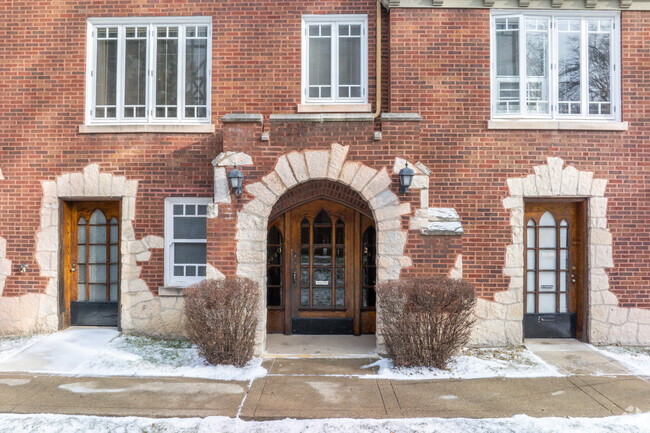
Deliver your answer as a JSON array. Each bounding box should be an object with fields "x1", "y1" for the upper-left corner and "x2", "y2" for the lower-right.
[
  {"x1": 491, "y1": 11, "x2": 620, "y2": 121},
  {"x1": 164, "y1": 197, "x2": 211, "y2": 287},
  {"x1": 85, "y1": 17, "x2": 212, "y2": 125},
  {"x1": 301, "y1": 15, "x2": 368, "y2": 105}
]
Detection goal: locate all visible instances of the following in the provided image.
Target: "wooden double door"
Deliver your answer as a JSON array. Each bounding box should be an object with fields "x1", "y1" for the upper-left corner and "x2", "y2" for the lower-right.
[
  {"x1": 61, "y1": 201, "x2": 120, "y2": 328},
  {"x1": 267, "y1": 200, "x2": 376, "y2": 335},
  {"x1": 524, "y1": 200, "x2": 586, "y2": 339}
]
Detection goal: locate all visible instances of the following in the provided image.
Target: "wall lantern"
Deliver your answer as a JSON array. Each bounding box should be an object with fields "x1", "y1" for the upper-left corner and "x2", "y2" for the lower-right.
[
  {"x1": 227, "y1": 165, "x2": 244, "y2": 197},
  {"x1": 398, "y1": 162, "x2": 415, "y2": 194}
]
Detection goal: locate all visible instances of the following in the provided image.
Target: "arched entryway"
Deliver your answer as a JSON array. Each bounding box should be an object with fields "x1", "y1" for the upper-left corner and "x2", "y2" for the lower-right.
[{"x1": 266, "y1": 194, "x2": 376, "y2": 335}]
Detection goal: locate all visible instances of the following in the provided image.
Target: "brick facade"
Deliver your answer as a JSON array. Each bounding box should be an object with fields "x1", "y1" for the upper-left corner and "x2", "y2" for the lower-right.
[{"x1": 1, "y1": 1, "x2": 649, "y2": 348}]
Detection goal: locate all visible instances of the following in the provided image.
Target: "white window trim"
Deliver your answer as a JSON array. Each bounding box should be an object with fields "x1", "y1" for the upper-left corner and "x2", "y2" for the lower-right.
[
  {"x1": 301, "y1": 14, "x2": 368, "y2": 106},
  {"x1": 164, "y1": 197, "x2": 212, "y2": 287},
  {"x1": 490, "y1": 10, "x2": 621, "y2": 122},
  {"x1": 85, "y1": 16, "x2": 212, "y2": 126}
]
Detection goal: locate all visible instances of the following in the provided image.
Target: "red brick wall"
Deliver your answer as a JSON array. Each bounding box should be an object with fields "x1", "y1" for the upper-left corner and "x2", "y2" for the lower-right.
[{"x1": 388, "y1": 9, "x2": 650, "y2": 308}]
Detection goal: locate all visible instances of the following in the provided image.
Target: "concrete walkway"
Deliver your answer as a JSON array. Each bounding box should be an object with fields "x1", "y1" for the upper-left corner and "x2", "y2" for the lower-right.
[{"x1": 0, "y1": 356, "x2": 648, "y2": 420}]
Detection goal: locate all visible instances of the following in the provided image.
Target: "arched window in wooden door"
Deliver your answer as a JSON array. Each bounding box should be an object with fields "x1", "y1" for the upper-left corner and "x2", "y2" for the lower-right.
[{"x1": 362, "y1": 225, "x2": 376, "y2": 308}]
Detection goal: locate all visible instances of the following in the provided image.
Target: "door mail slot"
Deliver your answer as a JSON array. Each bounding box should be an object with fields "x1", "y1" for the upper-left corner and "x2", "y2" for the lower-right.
[{"x1": 539, "y1": 315, "x2": 556, "y2": 322}]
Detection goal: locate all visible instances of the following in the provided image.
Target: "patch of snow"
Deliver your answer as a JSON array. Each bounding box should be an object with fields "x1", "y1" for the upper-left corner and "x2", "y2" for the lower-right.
[
  {"x1": 362, "y1": 347, "x2": 563, "y2": 380},
  {"x1": 552, "y1": 391, "x2": 565, "y2": 396},
  {"x1": 0, "y1": 378, "x2": 31, "y2": 386},
  {"x1": 0, "y1": 413, "x2": 648, "y2": 433},
  {"x1": 590, "y1": 345, "x2": 650, "y2": 376},
  {"x1": 0, "y1": 335, "x2": 46, "y2": 362},
  {"x1": 0, "y1": 329, "x2": 266, "y2": 382},
  {"x1": 439, "y1": 395, "x2": 458, "y2": 400}
]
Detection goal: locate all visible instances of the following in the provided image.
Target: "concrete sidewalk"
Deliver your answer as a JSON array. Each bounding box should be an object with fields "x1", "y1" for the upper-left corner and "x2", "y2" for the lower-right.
[{"x1": 0, "y1": 357, "x2": 648, "y2": 420}]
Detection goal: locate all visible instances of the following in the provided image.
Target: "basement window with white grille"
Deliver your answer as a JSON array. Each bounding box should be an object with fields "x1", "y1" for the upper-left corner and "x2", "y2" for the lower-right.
[
  {"x1": 301, "y1": 15, "x2": 368, "y2": 105},
  {"x1": 164, "y1": 198, "x2": 211, "y2": 287},
  {"x1": 85, "y1": 17, "x2": 211, "y2": 125},
  {"x1": 491, "y1": 11, "x2": 620, "y2": 121}
]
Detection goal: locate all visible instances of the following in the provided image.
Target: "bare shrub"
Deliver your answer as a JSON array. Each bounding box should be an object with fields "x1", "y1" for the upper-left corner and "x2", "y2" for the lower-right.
[
  {"x1": 184, "y1": 277, "x2": 259, "y2": 367},
  {"x1": 377, "y1": 277, "x2": 476, "y2": 369}
]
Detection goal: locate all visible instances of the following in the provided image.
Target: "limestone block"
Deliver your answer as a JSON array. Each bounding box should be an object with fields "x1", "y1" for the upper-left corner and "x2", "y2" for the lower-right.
[
  {"x1": 560, "y1": 165, "x2": 579, "y2": 195},
  {"x1": 274, "y1": 156, "x2": 297, "y2": 188},
  {"x1": 420, "y1": 189, "x2": 429, "y2": 209},
  {"x1": 241, "y1": 198, "x2": 271, "y2": 219},
  {"x1": 591, "y1": 179, "x2": 607, "y2": 197},
  {"x1": 377, "y1": 230, "x2": 407, "y2": 245},
  {"x1": 305, "y1": 150, "x2": 329, "y2": 179},
  {"x1": 503, "y1": 266, "x2": 523, "y2": 277},
  {"x1": 123, "y1": 196, "x2": 136, "y2": 221},
  {"x1": 449, "y1": 254, "x2": 462, "y2": 280},
  {"x1": 547, "y1": 157, "x2": 564, "y2": 195},
  {"x1": 629, "y1": 308, "x2": 650, "y2": 325},
  {"x1": 245, "y1": 182, "x2": 276, "y2": 205},
  {"x1": 377, "y1": 242, "x2": 405, "y2": 257},
  {"x1": 409, "y1": 217, "x2": 428, "y2": 231},
  {"x1": 142, "y1": 235, "x2": 164, "y2": 249},
  {"x1": 214, "y1": 167, "x2": 231, "y2": 204},
  {"x1": 42, "y1": 181, "x2": 57, "y2": 200},
  {"x1": 370, "y1": 189, "x2": 398, "y2": 211},
  {"x1": 589, "y1": 197, "x2": 608, "y2": 218},
  {"x1": 510, "y1": 205, "x2": 524, "y2": 228},
  {"x1": 124, "y1": 180, "x2": 138, "y2": 198},
  {"x1": 237, "y1": 240, "x2": 265, "y2": 252},
  {"x1": 262, "y1": 171, "x2": 287, "y2": 196},
  {"x1": 505, "y1": 244, "x2": 524, "y2": 268},
  {"x1": 236, "y1": 249, "x2": 265, "y2": 264},
  {"x1": 128, "y1": 240, "x2": 146, "y2": 255},
  {"x1": 422, "y1": 221, "x2": 463, "y2": 236},
  {"x1": 350, "y1": 165, "x2": 377, "y2": 192},
  {"x1": 121, "y1": 264, "x2": 141, "y2": 280},
  {"x1": 287, "y1": 151, "x2": 309, "y2": 183},
  {"x1": 619, "y1": 322, "x2": 638, "y2": 344},
  {"x1": 135, "y1": 251, "x2": 151, "y2": 262},
  {"x1": 599, "y1": 290, "x2": 618, "y2": 305},
  {"x1": 35, "y1": 251, "x2": 54, "y2": 274},
  {"x1": 588, "y1": 217, "x2": 607, "y2": 229},
  {"x1": 469, "y1": 319, "x2": 506, "y2": 347},
  {"x1": 639, "y1": 324, "x2": 650, "y2": 344},
  {"x1": 70, "y1": 173, "x2": 84, "y2": 196},
  {"x1": 589, "y1": 319, "x2": 609, "y2": 343},
  {"x1": 507, "y1": 178, "x2": 523, "y2": 197},
  {"x1": 237, "y1": 213, "x2": 266, "y2": 231},
  {"x1": 607, "y1": 325, "x2": 622, "y2": 343},
  {"x1": 533, "y1": 164, "x2": 551, "y2": 195},
  {"x1": 392, "y1": 157, "x2": 422, "y2": 175},
  {"x1": 213, "y1": 151, "x2": 254, "y2": 167},
  {"x1": 361, "y1": 168, "x2": 391, "y2": 201},
  {"x1": 512, "y1": 226, "x2": 523, "y2": 244},
  {"x1": 83, "y1": 164, "x2": 100, "y2": 196},
  {"x1": 410, "y1": 175, "x2": 428, "y2": 190},
  {"x1": 377, "y1": 219, "x2": 402, "y2": 231},
  {"x1": 327, "y1": 143, "x2": 349, "y2": 179},
  {"x1": 98, "y1": 173, "x2": 112, "y2": 196},
  {"x1": 495, "y1": 290, "x2": 518, "y2": 305},
  {"x1": 589, "y1": 245, "x2": 613, "y2": 268},
  {"x1": 37, "y1": 226, "x2": 58, "y2": 252},
  {"x1": 376, "y1": 266, "x2": 400, "y2": 281},
  {"x1": 504, "y1": 321, "x2": 523, "y2": 344},
  {"x1": 502, "y1": 196, "x2": 523, "y2": 209},
  {"x1": 577, "y1": 171, "x2": 594, "y2": 195},
  {"x1": 591, "y1": 228, "x2": 612, "y2": 246},
  {"x1": 375, "y1": 205, "x2": 400, "y2": 222},
  {"x1": 206, "y1": 264, "x2": 225, "y2": 281},
  {"x1": 111, "y1": 176, "x2": 126, "y2": 197},
  {"x1": 236, "y1": 263, "x2": 266, "y2": 281},
  {"x1": 339, "y1": 161, "x2": 361, "y2": 185},
  {"x1": 57, "y1": 173, "x2": 71, "y2": 197},
  {"x1": 474, "y1": 299, "x2": 490, "y2": 319},
  {"x1": 523, "y1": 174, "x2": 537, "y2": 196},
  {"x1": 508, "y1": 276, "x2": 524, "y2": 291},
  {"x1": 608, "y1": 307, "x2": 628, "y2": 326},
  {"x1": 235, "y1": 227, "x2": 265, "y2": 241}
]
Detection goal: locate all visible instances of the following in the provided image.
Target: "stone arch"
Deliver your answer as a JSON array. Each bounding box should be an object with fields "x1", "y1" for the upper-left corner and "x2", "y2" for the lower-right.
[
  {"x1": 234, "y1": 143, "x2": 411, "y2": 353},
  {"x1": 486, "y1": 157, "x2": 649, "y2": 346}
]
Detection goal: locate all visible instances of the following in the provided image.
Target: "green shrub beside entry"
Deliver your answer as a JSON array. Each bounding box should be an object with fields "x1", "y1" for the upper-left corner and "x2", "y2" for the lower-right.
[
  {"x1": 184, "y1": 277, "x2": 259, "y2": 367},
  {"x1": 376, "y1": 277, "x2": 476, "y2": 369}
]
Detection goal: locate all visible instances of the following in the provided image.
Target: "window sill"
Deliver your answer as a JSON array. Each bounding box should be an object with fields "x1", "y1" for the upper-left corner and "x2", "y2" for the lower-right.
[
  {"x1": 487, "y1": 120, "x2": 628, "y2": 131},
  {"x1": 79, "y1": 124, "x2": 215, "y2": 134},
  {"x1": 297, "y1": 103, "x2": 371, "y2": 113},
  {"x1": 158, "y1": 286, "x2": 186, "y2": 297}
]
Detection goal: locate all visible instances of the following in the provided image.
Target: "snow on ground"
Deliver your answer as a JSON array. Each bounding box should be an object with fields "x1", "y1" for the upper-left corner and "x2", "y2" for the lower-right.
[
  {"x1": 0, "y1": 335, "x2": 45, "y2": 362},
  {"x1": 0, "y1": 413, "x2": 648, "y2": 433},
  {"x1": 0, "y1": 329, "x2": 266, "y2": 381},
  {"x1": 591, "y1": 345, "x2": 650, "y2": 376},
  {"x1": 363, "y1": 347, "x2": 563, "y2": 380}
]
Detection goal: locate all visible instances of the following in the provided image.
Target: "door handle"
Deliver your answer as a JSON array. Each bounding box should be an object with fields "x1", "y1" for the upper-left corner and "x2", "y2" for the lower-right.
[
  {"x1": 71, "y1": 263, "x2": 76, "y2": 273},
  {"x1": 293, "y1": 271, "x2": 297, "y2": 284}
]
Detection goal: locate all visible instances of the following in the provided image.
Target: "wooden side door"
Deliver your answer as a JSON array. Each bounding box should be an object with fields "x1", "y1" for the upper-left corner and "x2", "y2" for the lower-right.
[
  {"x1": 523, "y1": 200, "x2": 586, "y2": 339},
  {"x1": 61, "y1": 201, "x2": 120, "y2": 328},
  {"x1": 287, "y1": 200, "x2": 356, "y2": 334}
]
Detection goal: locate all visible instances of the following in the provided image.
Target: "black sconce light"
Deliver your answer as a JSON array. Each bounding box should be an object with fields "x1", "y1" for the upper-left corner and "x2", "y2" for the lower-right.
[
  {"x1": 227, "y1": 165, "x2": 244, "y2": 197},
  {"x1": 398, "y1": 162, "x2": 415, "y2": 194}
]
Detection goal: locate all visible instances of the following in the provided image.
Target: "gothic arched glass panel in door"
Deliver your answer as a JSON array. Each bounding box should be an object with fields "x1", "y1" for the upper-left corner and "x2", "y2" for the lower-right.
[
  {"x1": 267, "y1": 225, "x2": 283, "y2": 307},
  {"x1": 525, "y1": 211, "x2": 569, "y2": 315},
  {"x1": 78, "y1": 209, "x2": 119, "y2": 303}
]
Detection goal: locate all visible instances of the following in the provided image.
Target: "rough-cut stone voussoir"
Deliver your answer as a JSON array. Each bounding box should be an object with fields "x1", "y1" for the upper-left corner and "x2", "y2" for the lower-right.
[
  {"x1": 274, "y1": 155, "x2": 297, "y2": 188},
  {"x1": 212, "y1": 151, "x2": 254, "y2": 167},
  {"x1": 304, "y1": 150, "x2": 329, "y2": 179},
  {"x1": 287, "y1": 151, "x2": 309, "y2": 183},
  {"x1": 327, "y1": 143, "x2": 349, "y2": 179}
]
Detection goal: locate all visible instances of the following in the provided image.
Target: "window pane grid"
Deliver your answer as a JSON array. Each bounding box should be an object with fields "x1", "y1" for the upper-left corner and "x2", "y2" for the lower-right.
[
  {"x1": 89, "y1": 20, "x2": 210, "y2": 124},
  {"x1": 166, "y1": 199, "x2": 209, "y2": 285},
  {"x1": 492, "y1": 13, "x2": 617, "y2": 120}
]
